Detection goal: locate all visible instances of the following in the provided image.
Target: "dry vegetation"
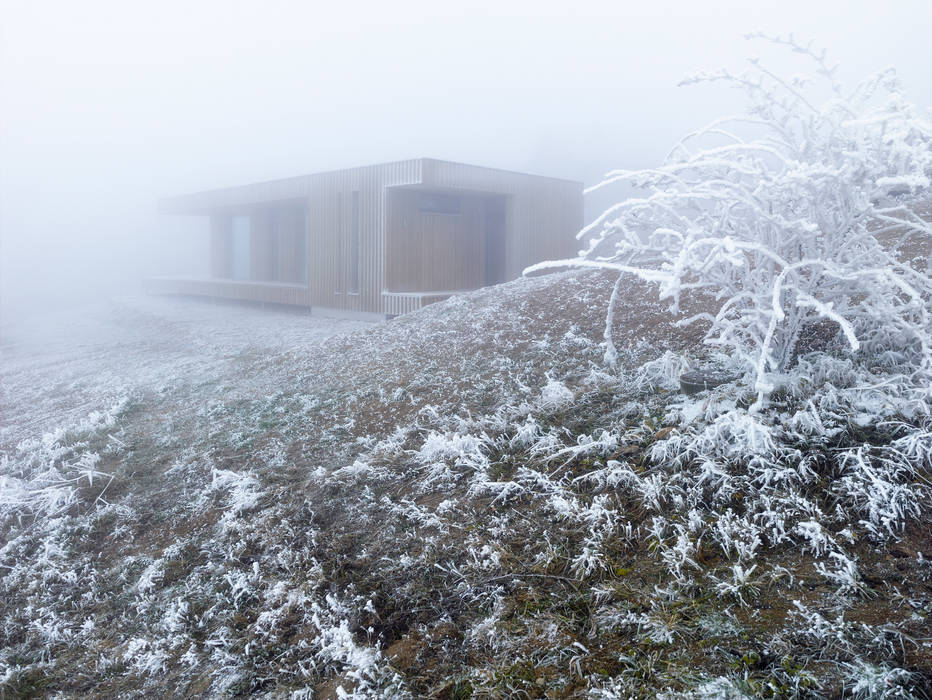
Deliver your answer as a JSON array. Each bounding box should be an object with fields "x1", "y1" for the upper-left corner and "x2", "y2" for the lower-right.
[{"x1": 1, "y1": 270, "x2": 930, "y2": 698}]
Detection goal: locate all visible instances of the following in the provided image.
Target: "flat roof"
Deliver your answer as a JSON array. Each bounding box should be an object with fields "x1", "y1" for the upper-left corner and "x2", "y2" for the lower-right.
[{"x1": 159, "y1": 157, "x2": 582, "y2": 215}]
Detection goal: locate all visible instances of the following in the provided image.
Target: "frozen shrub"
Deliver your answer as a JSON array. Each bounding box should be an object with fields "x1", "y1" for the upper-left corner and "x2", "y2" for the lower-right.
[{"x1": 529, "y1": 35, "x2": 932, "y2": 408}]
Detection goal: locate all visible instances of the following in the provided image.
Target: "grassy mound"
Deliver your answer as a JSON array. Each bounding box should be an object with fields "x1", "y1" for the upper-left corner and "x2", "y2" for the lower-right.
[{"x1": 1, "y1": 270, "x2": 929, "y2": 698}]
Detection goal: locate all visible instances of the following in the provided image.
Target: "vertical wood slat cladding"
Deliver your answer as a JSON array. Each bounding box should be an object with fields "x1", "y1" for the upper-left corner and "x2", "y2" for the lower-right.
[
  {"x1": 305, "y1": 159, "x2": 422, "y2": 313},
  {"x1": 421, "y1": 159, "x2": 583, "y2": 280},
  {"x1": 385, "y1": 189, "x2": 485, "y2": 292},
  {"x1": 278, "y1": 210, "x2": 295, "y2": 283},
  {"x1": 350, "y1": 190, "x2": 360, "y2": 294},
  {"x1": 159, "y1": 158, "x2": 581, "y2": 315},
  {"x1": 276, "y1": 206, "x2": 306, "y2": 284}
]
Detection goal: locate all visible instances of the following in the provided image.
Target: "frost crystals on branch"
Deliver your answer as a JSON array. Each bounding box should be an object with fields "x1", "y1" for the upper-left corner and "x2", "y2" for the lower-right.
[{"x1": 528, "y1": 35, "x2": 932, "y2": 409}]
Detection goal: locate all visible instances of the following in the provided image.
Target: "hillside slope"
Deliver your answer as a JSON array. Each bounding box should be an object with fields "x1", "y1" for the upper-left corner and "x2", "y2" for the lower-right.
[{"x1": 1, "y1": 270, "x2": 929, "y2": 698}]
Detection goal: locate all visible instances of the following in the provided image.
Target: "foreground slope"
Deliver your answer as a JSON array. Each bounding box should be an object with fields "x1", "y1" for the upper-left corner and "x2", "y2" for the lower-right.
[{"x1": 1, "y1": 271, "x2": 930, "y2": 698}]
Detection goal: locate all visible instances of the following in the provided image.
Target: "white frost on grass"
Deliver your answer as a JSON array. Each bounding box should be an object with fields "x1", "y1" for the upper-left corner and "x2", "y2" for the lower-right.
[
  {"x1": 0, "y1": 268, "x2": 928, "y2": 696},
  {"x1": 538, "y1": 377, "x2": 575, "y2": 409}
]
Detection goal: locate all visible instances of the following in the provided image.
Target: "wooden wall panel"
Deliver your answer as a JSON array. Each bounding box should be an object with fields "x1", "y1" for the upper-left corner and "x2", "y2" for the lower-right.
[
  {"x1": 304, "y1": 159, "x2": 422, "y2": 313},
  {"x1": 276, "y1": 207, "x2": 305, "y2": 284},
  {"x1": 385, "y1": 189, "x2": 485, "y2": 292},
  {"x1": 422, "y1": 159, "x2": 583, "y2": 280}
]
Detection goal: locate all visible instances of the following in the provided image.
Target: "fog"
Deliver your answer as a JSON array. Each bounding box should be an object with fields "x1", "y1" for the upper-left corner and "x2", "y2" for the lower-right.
[{"x1": 1, "y1": 0, "x2": 930, "y2": 325}]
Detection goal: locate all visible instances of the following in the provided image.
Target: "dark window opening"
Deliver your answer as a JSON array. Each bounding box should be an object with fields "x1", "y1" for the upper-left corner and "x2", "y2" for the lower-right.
[
  {"x1": 267, "y1": 211, "x2": 280, "y2": 281},
  {"x1": 419, "y1": 192, "x2": 461, "y2": 215},
  {"x1": 236, "y1": 205, "x2": 307, "y2": 284},
  {"x1": 231, "y1": 215, "x2": 250, "y2": 281}
]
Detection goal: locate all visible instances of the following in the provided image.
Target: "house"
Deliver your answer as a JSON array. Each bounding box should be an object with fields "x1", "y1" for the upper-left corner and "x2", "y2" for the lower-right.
[{"x1": 150, "y1": 158, "x2": 583, "y2": 318}]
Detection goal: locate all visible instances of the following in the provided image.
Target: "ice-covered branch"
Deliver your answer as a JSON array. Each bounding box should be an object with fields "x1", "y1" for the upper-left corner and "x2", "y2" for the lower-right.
[{"x1": 530, "y1": 38, "x2": 932, "y2": 406}]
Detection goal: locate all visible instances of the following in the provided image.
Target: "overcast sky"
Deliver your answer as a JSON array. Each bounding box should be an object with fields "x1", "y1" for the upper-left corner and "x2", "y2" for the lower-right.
[{"x1": 1, "y1": 0, "x2": 930, "y2": 322}]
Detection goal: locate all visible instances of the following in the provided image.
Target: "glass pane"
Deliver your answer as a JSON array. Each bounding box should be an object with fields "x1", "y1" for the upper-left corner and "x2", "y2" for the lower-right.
[{"x1": 232, "y1": 216, "x2": 250, "y2": 281}]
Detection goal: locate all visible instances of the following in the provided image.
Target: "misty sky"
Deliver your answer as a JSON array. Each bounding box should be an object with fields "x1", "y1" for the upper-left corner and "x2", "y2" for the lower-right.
[{"x1": 1, "y1": 0, "x2": 930, "y2": 323}]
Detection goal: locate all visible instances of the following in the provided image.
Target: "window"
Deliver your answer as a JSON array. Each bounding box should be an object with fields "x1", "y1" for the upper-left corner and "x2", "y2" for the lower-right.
[
  {"x1": 229, "y1": 207, "x2": 307, "y2": 284},
  {"x1": 419, "y1": 191, "x2": 460, "y2": 215},
  {"x1": 231, "y1": 216, "x2": 250, "y2": 280},
  {"x1": 267, "y1": 210, "x2": 280, "y2": 281}
]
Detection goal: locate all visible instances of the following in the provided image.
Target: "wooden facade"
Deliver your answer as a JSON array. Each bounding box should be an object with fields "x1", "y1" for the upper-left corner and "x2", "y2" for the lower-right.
[{"x1": 151, "y1": 158, "x2": 583, "y2": 317}]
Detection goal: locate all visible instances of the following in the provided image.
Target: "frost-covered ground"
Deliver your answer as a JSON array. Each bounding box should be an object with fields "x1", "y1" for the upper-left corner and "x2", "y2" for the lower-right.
[
  {"x1": 1, "y1": 272, "x2": 930, "y2": 698},
  {"x1": 0, "y1": 297, "x2": 370, "y2": 448}
]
